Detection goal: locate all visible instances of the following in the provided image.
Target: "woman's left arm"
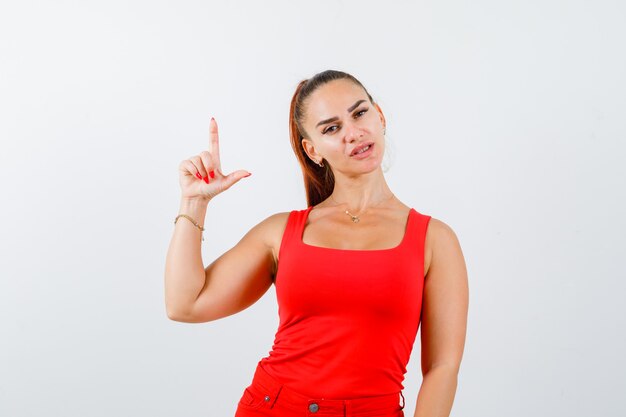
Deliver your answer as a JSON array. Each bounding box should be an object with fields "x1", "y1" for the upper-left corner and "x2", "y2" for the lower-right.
[{"x1": 413, "y1": 218, "x2": 469, "y2": 417}]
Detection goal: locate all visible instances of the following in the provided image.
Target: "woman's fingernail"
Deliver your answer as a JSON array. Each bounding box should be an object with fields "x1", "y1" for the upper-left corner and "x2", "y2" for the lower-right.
[
  {"x1": 209, "y1": 170, "x2": 215, "y2": 178},
  {"x1": 244, "y1": 172, "x2": 252, "y2": 177},
  {"x1": 203, "y1": 176, "x2": 209, "y2": 184},
  {"x1": 196, "y1": 172, "x2": 202, "y2": 179}
]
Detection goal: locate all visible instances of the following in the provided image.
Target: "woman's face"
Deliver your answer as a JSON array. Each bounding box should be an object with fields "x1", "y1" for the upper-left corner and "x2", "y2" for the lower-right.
[{"x1": 301, "y1": 79, "x2": 386, "y2": 176}]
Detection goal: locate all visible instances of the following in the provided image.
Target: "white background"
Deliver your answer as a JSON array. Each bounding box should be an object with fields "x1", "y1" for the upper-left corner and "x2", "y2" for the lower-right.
[{"x1": 1, "y1": 1, "x2": 624, "y2": 416}]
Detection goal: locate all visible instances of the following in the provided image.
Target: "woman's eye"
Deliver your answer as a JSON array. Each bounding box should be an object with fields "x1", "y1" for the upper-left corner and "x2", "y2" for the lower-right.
[{"x1": 322, "y1": 109, "x2": 368, "y2": 134}]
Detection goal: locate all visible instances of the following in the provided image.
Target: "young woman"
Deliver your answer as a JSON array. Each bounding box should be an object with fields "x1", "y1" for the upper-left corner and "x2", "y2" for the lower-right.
[{"x1": 165, "y1": 70, "x2": 469, "y2": 417}]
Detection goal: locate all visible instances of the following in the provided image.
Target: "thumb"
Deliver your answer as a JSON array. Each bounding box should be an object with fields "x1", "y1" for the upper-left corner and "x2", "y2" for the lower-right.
[{"x1": 221, "y1": 170, "x2": 252, "y2": 191}]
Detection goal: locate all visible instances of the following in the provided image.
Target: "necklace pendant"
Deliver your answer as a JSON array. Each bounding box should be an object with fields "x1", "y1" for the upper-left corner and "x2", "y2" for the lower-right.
[
  {"x1": 345, "y1": 209, "x2": 360, "y2": 223},
  {"x1": 344, "y1": 209, "x2": 360, "y2": 223}
]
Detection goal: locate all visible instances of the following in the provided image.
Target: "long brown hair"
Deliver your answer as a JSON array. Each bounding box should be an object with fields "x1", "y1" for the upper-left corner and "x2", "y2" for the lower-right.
[{"x1": 289, "y1": 70, "x2": 376, "y2": 207}]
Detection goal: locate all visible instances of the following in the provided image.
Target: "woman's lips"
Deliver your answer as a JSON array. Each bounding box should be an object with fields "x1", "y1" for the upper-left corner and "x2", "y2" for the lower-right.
[{"x1": 350, "y1": 143, "x2": 374, "y2": 159}]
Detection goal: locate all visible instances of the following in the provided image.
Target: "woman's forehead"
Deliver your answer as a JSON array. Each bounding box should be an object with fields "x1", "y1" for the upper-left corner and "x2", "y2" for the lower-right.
[{"x1": 306, "y1": 81, "x2": 367, "y2": 118}]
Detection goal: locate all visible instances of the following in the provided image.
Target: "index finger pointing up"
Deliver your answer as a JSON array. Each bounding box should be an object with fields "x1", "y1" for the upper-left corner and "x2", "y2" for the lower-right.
[{"x1": 209, "y1": 117, "x2": 222, "y2": 174}]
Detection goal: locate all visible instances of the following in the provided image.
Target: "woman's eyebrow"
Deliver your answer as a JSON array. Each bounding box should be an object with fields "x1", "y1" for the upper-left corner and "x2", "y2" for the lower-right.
[{"x1": 316, "y1": 99, "x2": 367, "y2": 128}]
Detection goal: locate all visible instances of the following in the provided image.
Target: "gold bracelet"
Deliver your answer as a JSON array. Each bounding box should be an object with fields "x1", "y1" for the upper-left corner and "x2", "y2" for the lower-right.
[{"x1": 174, "y1": 214, "x2": 205, "y2": 242}]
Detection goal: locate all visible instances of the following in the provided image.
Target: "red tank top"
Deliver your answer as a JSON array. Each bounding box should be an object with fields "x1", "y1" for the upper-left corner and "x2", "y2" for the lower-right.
[{"x1": 259, "y1": 205, "x2": 431, "y2": 399}]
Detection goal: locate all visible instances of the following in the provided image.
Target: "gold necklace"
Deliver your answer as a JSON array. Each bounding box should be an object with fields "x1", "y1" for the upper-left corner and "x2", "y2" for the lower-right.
[{"x1": 329, "y1": 192, "x2": 396, "y2": 223}]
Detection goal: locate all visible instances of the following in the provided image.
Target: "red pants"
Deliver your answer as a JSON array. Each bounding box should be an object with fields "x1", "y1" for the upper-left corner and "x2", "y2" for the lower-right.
[{"x1": 234, "y1": 360, "x2": 406, "y2": 417}]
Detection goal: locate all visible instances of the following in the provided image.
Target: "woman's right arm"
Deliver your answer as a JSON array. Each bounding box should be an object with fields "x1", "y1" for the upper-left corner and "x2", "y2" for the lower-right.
[
  {"x1": 165, "y1": 116, "x2": 271, "y2": 322},
  {"x1": 164, "y1": 196, "x2": 210, "y2": 320},
  {"x1": 165, "y1": 203, "x2": 283, "y2": 323}
]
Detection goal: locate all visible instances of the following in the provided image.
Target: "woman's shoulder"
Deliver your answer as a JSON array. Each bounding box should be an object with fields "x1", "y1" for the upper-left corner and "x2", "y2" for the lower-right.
[
  {"x1": 255, "y1": 209, "x2": 303, "y2": 266},
  {"x1": 256, "y1": 208, "x2": 303, "y2": 239},
  {"x1": 422, "y1": 215, "x2": 462, "y2": 276},
  {"x1": 255, "y1": 210, "x2": 293, "y2": 232}
]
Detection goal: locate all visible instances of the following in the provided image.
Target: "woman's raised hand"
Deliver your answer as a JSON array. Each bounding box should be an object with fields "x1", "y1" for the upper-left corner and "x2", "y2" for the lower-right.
[{"x1": 178, "y1": 117, "x2": 251, "y2": 202}]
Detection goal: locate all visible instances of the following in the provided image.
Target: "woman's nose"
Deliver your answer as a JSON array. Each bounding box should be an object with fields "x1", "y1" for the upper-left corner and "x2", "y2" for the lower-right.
[{"x1": 344, "y1": 122, "x2": 364, "y2": 141}]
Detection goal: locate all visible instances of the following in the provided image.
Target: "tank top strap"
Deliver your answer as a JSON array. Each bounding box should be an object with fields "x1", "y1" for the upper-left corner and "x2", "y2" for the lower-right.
[
  {"x1": 277, "y1": 207, "x2": 310, "y2": 260},
  {"x1": 403, "y1": 208, "x2": 432, "y2": 254}
]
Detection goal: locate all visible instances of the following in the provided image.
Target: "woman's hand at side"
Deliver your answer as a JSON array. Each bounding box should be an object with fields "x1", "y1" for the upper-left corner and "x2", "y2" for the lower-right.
[{"x1": 178, "y1": 117, "x2": 251, "y2": 202}]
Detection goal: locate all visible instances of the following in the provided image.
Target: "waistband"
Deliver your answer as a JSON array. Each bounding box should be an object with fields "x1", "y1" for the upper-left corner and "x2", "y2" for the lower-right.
[{"x1": 245, "y1": 359, "x2": 405, "y2": 415}]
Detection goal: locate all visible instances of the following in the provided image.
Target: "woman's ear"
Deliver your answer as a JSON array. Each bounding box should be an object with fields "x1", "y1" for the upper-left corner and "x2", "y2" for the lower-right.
[
  {"x1": 373, "y1": 102, "x2": 386, "y2": 128},
  {"x1": 301, "y1": 138, "x2": 320, "y2": 162}
]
